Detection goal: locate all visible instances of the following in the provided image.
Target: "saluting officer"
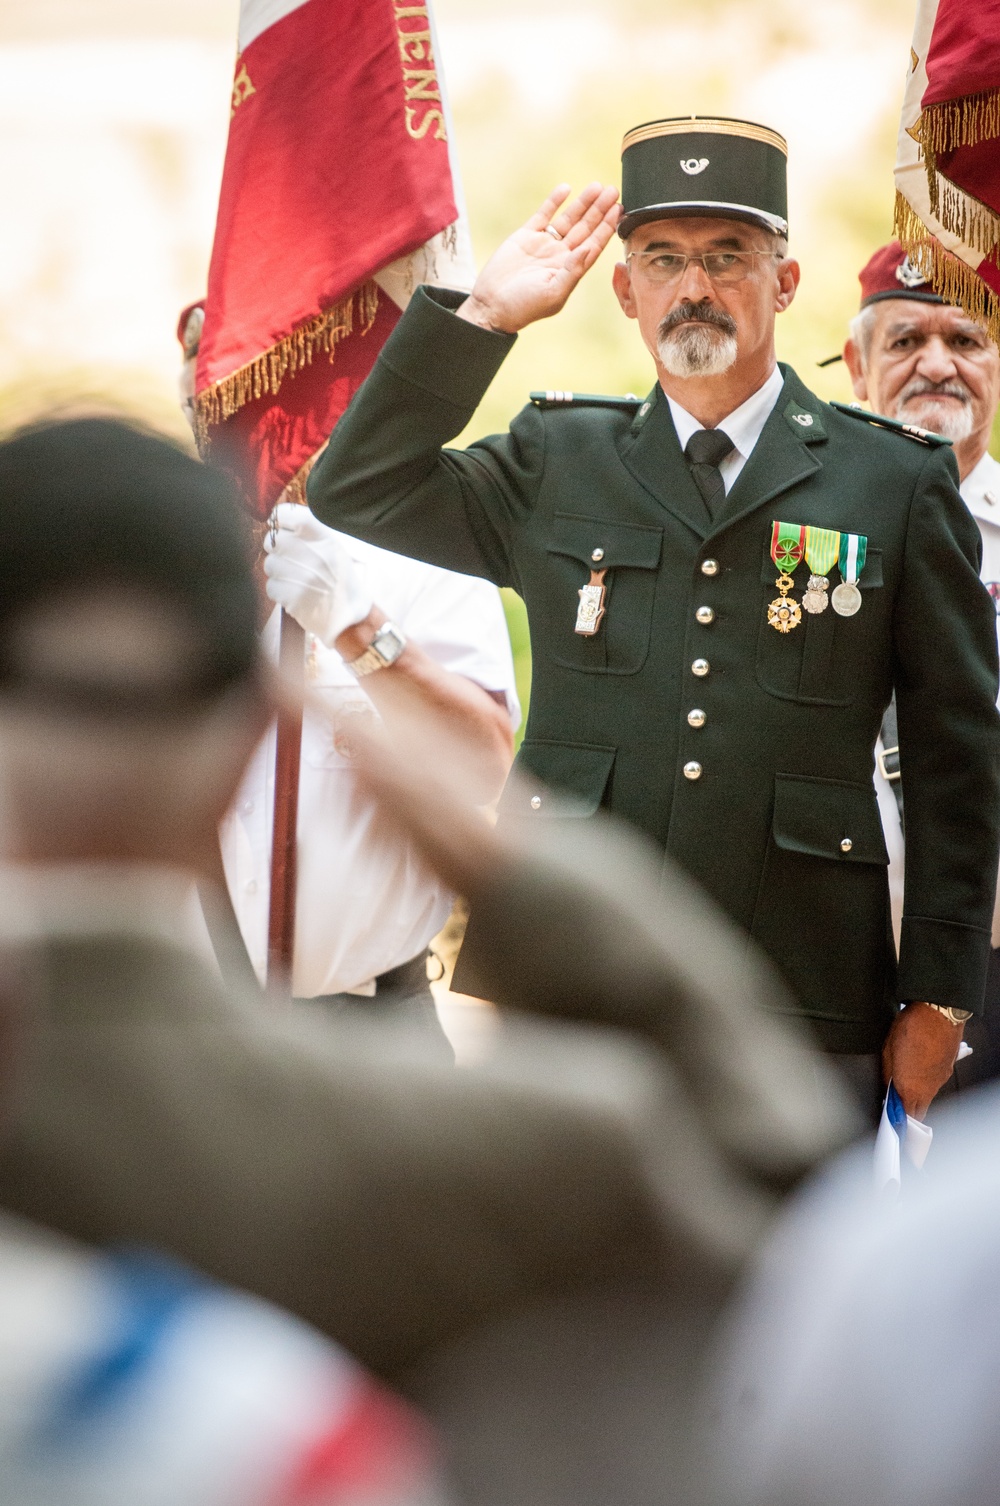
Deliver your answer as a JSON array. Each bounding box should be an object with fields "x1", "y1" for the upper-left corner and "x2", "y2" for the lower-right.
[{"x1": 307, "y1": 116, "x2": 1000, "y2": 1120}]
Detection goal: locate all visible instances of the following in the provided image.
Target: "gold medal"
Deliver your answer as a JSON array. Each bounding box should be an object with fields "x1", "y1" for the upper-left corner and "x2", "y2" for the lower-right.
[
  {"x1": 802, "y1": 573, "x2": 830, "y2": 614},
  {"x1": 575, "y1": 568, "x2": 607, "y2": 635},
  {"x1": 767, "y1": 571, "x2": 802, "y2": 633},
  {"x1": 768, "y1": 523, "x2": 805, "y2": 633}
]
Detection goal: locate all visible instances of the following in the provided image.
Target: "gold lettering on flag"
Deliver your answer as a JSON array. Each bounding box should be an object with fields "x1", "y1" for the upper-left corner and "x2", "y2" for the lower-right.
[
  {"x1": 393, "y1": 0, "x2": 447, "y2": 140},
  {"x1": 231, "y1": 62, "x2": 256, "y2": 117},
  {"x1": 399, "y1": 30, "x2": 432, "y2": 62}
]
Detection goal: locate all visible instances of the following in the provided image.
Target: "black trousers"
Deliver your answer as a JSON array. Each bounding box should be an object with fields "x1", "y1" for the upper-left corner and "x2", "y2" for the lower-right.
[{"x1": 295, "y1": 950, "x2": 454, "y2": 1062}]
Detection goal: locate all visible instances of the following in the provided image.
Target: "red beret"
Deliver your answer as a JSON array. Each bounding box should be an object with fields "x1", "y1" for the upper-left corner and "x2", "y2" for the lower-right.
[{"x1": 858, "y1": 241, "x2": 944, "y2": 308}]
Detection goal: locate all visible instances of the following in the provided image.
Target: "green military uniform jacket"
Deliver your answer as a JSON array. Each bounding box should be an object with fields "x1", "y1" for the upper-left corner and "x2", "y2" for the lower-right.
[{"x1": 308, "y1": 287, "x2": 1000, "y2": 1052}]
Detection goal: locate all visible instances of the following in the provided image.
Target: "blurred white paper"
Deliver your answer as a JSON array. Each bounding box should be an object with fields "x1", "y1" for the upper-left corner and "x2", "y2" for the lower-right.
[{"x1": 874, "y1": 1081, "x2": 932, "y2": 1192}]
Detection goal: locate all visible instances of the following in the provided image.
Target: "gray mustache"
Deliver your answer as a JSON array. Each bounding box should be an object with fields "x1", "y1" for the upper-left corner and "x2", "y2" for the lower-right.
[
  {"x1": 659, "y1": 301, "x2": 738, "y2": 339},
  {"x1": 900, "y1": 379, "x2": 971, "y2": 404}
]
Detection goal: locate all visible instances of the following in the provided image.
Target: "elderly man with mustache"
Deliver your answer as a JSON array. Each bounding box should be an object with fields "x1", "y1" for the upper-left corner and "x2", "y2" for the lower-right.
[
  {"x1": 844, "y1": 241, "x2": 1000, "y2": 1091},
  {"x1": 306, "y1": 116, "x2": 1000, "y2": 1125}
]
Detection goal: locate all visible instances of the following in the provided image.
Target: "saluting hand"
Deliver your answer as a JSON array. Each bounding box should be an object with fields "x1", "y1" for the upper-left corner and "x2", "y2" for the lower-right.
[{"x1": 459, "y1": 182, "x2": 621, "y2": 335}]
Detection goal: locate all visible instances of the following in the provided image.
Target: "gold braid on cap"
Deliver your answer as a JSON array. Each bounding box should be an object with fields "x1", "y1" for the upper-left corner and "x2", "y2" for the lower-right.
[{"x1": 621, "y1": 116, "x2": 788, "y2": 156}]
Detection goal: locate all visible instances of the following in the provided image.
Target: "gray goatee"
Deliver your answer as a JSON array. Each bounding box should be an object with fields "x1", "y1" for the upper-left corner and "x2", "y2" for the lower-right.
[{"x1": 657, "y1": 301, "x2": 738, "y2": 378}]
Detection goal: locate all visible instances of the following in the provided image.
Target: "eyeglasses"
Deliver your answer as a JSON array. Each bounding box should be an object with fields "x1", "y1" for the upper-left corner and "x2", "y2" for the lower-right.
[{"x1": 626, "y1": 250, "x2": 779, "y2": 286}]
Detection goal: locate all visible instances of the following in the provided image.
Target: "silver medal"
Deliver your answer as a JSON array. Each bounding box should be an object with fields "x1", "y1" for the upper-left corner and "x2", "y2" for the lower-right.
[
  {"x1": 802, "y1": 573, "x2": 830, "y2": 614},
  {"x1": 575, "y1": 568, "x2": 607, "y2": 635},
  {"x1": 831, "y1": 581, "x2": 862, "y2": 617}
]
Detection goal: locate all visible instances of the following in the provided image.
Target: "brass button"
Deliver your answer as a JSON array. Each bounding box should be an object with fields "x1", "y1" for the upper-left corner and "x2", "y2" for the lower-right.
[
  {"x1": 683, "y1": 761, "x2": 703, "y2": 781},
  {"x1": 691, "y1": 658, "x2": 710, "y2": 677},
  {"x1": 591, "y1": 547, "x2": 605, "y2": 562},
  {"x1": 687, "y1": 708, "x2": 706, "y2": 728},
  {"x1": 840, "y1": 838, "x2": 852, "y2": 853},
  {"x1": 695, "y1": 605, "x2": 715, "y2": 625},
  {"x1": 530, "y1": 795, "x2": 542, "y2": 810},
  {"x1": 701, "y1": 558, "x2": 719, "y2": 576}
]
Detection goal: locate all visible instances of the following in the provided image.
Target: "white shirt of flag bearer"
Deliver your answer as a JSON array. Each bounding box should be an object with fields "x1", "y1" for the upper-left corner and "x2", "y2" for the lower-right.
[{"x1": 220, "y1": 533, "x2": 520, "y2": 999}]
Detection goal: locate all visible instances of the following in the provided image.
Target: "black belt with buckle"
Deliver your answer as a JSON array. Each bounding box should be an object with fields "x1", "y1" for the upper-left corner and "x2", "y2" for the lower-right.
[
  {"x1": 877, "y1": 744, "x2": 900, "y2": 782},
  {"x1": 297, "y1": 949, "x2": 433, "y2": 1010},
  {"x1": 373, "y1": 949, "x2": 432, "y2": 995}
]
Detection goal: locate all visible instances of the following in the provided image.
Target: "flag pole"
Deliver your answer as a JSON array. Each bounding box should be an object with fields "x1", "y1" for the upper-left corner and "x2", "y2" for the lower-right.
[{"x1": 267, "y1": 607, "x2": 305, "y2": 986}]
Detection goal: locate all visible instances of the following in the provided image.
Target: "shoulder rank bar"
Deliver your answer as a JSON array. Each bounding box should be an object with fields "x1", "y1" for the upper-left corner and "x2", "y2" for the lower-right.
[
  {"x1": 530, "y1": 390, "x2": 642, "y2": 410},
  {"x1": 828, "y1": 401, "x2": 953, "y2": 447}
]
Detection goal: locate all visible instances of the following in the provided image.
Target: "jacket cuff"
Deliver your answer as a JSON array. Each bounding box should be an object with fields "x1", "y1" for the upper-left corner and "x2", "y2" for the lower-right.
[
  {"x1": 377, "y1": 286, "x2": 517, "y2": 407},
  {"x1": 897, "y1": 915, "x2": 993, "y2": 1015}
]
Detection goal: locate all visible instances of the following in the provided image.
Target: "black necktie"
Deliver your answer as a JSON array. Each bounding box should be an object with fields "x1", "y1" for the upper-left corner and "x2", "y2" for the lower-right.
[{"x1": 684, "y1": 428, "x2": 735, "y2": 519}]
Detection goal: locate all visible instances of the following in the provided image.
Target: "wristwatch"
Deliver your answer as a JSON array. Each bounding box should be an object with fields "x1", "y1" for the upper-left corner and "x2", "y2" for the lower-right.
[
  {"x1": 344, "y1": 621, "x2": 407, "y2": 678},
  {"x1": 924, "y1": 1002, "x2": 973, "y2": 1025}
]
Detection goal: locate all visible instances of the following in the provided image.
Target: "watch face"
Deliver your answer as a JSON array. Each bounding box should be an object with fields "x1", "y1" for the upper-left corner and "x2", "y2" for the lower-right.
[{"x1": 374, "y1": 625, "x2": 405, "y2": 664}]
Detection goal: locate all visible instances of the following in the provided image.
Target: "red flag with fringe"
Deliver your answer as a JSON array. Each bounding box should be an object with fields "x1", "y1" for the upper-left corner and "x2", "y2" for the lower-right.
[
  {"x1": 194, "y1": 0, "x2": 472, "y2": 517},
  {"x1": 895, "y1": 0, "x2": 1000, "y2": 343}
]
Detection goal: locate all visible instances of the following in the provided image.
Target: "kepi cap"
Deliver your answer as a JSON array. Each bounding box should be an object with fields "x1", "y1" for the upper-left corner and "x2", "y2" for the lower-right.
[
  {"x1": 619, "y1": 116, "x2": 788, "y2": 240},
  {"x1": 858, "y1": 240, "x2": 944, "y2": 308}
]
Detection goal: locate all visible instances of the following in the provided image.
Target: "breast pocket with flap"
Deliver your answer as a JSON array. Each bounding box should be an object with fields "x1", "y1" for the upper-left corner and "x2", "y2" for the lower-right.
[
  {"x1": 755, "y1": 545, "x2": 884, "y2": 705},
  {"x1": 543, "y1": 514, "x2": 663, "y2": 675}
]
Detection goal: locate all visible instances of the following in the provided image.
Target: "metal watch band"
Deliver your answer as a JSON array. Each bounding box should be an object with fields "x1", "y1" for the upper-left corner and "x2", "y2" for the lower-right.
[
  {"x1": 345, "y1": 621, "x2": 407, "y2": 678},
  {"x1": 925, "y1": 1001, "x2": 973, "y2": 1025}
]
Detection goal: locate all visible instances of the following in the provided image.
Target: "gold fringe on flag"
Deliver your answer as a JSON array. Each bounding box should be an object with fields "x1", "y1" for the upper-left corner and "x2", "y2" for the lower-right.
[
  {"x1": 193, "y1": 281, "x2": 380, "y2": 451},
  {"x1": 910, "y1": 90, "x2": 1000, "y2": 156},
  {"x1": 894, "y1": 190, "x2": 1000, "y2": 346},
  {"x1": 925, "y1": 173, "x2": 1000, "y2": 257},
  {"x1": 907, "y1": 92, "x2": 1000, "y2": 256}
]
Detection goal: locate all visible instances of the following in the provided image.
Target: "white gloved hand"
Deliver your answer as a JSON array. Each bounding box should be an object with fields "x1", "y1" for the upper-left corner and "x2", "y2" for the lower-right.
[{"x1": 263, "y1": 503, "x2": 374, "y2": 646}]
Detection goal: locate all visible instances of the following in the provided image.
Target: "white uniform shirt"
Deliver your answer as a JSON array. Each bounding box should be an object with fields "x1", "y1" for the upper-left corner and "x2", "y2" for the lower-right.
[
  {"x1": 221, "y1": 535, "x2": 520, "y2": 997},
  {"x1": 876, "y1": 449, "x2": 1000, "y2": 944},
  {"x1": 666, "y1": 364, "x2": 785, "y2": 491}
]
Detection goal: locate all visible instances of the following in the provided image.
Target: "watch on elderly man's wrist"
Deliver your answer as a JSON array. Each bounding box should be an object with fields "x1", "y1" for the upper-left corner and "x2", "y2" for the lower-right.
[{"x1": 345, "y1": 621, "x2": 407, "y2": 678}]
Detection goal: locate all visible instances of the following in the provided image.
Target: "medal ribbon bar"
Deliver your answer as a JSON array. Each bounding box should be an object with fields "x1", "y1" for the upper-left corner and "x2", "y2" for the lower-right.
[
  {"x1": 804, "y1": 525, "x2": 840, "y2": 577},
  {"x1": 770, "y1": 519, "x2": 806, "y2": 571},
  {"x1": 838, "y1": 531, "x2": 867, "y2": 585}
]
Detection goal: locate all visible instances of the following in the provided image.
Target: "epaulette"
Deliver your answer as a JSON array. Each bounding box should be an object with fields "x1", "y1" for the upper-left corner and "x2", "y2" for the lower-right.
[
  {"x1": 828, "y1": 401, "x2": 953, "y2": 447},
  {"x1": 529, "y1": 390, "x2": 642, "y2": 410}
]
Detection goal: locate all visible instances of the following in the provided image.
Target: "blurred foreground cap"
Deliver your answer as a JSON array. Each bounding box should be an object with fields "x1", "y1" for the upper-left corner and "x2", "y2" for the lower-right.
[
  {"x1": 619, "y1": 116, "x2": 788, "y2": 240},
  {"x1": 859, "y1": 240, "x2": 945, "y2": 308},
  {"x1": 0, "y1": 417, "x2": 258, "y2": 710}
]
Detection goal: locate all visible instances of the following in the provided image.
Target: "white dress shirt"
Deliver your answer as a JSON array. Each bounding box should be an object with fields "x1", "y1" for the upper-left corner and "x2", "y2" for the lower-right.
[
  {"x1": 876, "y1": 449, "x2": 1000, "y2": 947},
  {"x1": 220, "y1": 534, "x2": 520, "y2": 997},
  {"x1": 666, "y1": 364, "x2": 785, "y2": 492}
]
